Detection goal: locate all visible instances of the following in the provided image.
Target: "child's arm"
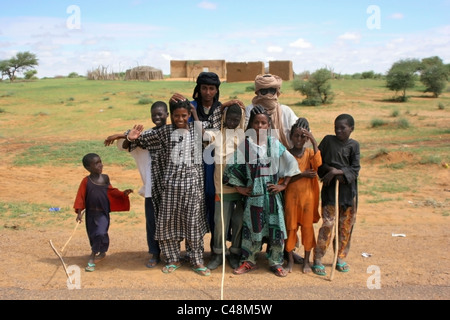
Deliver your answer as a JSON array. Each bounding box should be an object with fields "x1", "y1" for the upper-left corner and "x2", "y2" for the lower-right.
[
  {"x1": 73, "y1": 177, "x2": 88, "y2": 222},
  {"x1": 75, "y1": 209, "x2": 84, "y2": 223},
  {"x1": 221, "y1": 99, "x2": 246, "y2": 112},
  {"x1": 235, "y1": 186, "x2": 253, "y2": 197},
  {"x1": 321, "y1": 167, "x2": 344, "y2": 186},
  {"x1": 288, "y1": 168, "x2": 317, "y2": 184},
  {"x1": 268, "y1": 177, "x2": 292, "y2": 194},
  {"x1": 126, "y1": 124, "x2": 145, "y2": 141},
  {"x1": 123, "y1": 189, "x2": 133, "y2": 196},
  {"x1": 170, "y1": 93, "x2": 188, "y2": 104},
  {"x1": 104, "y1": 133, "x2": 126, "y2": 146},
  {"x1": 304, "y1": 130, "x2": 319, "y2": 154}
]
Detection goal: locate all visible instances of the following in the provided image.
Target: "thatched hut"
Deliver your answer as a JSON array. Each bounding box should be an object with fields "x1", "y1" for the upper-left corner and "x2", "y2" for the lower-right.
[{"x1": 125, "y1": 66, "x2": 164, "y2": 81}]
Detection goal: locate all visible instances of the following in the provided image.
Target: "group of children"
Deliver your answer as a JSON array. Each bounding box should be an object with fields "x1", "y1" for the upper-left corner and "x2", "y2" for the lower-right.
[{"x1": 73, "y1": 72, "x2": 361, "y2": 279}]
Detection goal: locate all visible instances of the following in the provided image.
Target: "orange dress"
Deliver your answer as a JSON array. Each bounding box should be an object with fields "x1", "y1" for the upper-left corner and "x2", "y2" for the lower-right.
[{"x1": 284, "y1": 149, "x2": 322, "y2": 252}]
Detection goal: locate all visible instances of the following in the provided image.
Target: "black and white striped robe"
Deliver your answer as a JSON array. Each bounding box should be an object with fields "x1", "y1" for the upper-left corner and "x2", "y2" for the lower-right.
[{"x1": 130, "y1": 123, "x2": 209, "y2": 243}]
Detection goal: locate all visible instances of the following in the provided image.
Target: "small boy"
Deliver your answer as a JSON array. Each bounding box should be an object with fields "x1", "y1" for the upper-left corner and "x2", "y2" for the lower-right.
[
  {"x1": 73, "y1": 153, "x2": 133, "y2": 272},
  {"x1": 312, "y1": 114, "x2": 360, "y2": 276},
  {"x1": 206, "y1": 103, "x2": 246, "y2": 270}
]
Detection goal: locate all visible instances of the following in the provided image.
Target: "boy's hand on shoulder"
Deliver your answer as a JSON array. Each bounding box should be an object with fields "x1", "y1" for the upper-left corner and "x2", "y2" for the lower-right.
[{"x1": 221, "y1": 99, "x2": 245, "y2": 111}]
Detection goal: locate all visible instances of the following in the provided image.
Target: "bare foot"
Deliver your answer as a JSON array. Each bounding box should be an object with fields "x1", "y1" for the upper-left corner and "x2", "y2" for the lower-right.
[
  {"x1": 302, "y1": 262, "x2": 312, "y2": 274},
  {"x1": 286, "y1": 251, "x2": 294, "y2": 273}
]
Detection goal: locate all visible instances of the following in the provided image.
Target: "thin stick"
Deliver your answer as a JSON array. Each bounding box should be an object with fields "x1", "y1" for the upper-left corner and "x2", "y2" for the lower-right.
[
  {"x1": 220, "y1": 156, "x2": 225, "y2": 301},
  {"x1": 49, "y1": 239, "x2": 72, "y2": 283},
  {"x1": 329, "y1": 179, "x2": 340, "y2": 281},
  {"x1": 61, "y1": 213, "x2": 83, "y2": 253}
]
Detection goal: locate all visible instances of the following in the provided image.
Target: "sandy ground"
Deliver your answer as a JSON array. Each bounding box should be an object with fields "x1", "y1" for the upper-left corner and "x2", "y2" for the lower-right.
[
  {"x1": 0, "y1": 86, "x2": 449, "y2": 303},
  {"x1": 0, "y1": 153, "x2": 449, "y2": 302}
]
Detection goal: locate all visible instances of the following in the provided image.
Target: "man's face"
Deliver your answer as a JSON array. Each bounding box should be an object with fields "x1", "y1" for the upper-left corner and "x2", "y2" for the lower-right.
[{"x1": 200, "y1": 84, "x2": 218, "y2": 104}]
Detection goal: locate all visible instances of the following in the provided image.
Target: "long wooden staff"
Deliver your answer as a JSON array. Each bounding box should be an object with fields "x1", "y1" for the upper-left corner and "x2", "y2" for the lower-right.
[
  {"x1": 329, "y1": 179, "x2": 340, "y2": 281},
  {"x1": 220, "y1": 157, "x2": 225, "y2": 300},
  {"x1": 49, "y1": 239, "x2": 72, "y2": 283}
]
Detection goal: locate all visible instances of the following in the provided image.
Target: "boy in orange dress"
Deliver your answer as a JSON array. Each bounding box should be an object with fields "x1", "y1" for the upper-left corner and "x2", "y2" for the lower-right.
[{"x1": 283, "y1": 118, "x2": 321, "y2": 273}]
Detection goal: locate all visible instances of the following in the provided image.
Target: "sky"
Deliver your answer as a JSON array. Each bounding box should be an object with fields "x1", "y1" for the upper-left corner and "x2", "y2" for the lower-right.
[{"x1": 1, "y1": 0, "x2": 449, "y2": 78}]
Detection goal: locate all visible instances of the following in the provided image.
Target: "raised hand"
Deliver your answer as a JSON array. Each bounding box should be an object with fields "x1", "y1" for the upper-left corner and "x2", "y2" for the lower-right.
[{"x1": 127, "y1": 124, "x2": 144, "y2": 141}]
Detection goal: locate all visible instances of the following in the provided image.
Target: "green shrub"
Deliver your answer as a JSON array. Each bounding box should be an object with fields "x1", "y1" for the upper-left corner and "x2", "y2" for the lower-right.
[
  {"x1": 371, "y1": 118, "x2": 387, "y2": 128},
  {"x1": 138, "y1": 98, "x2": 153, "y2": 105}
]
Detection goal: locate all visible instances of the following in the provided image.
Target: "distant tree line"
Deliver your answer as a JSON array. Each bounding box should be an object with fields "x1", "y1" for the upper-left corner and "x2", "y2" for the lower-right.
[
  {"x1": 2, "y1": 52, "x2": 448, "y2": 104},
  {"x1": 386, "y1": 56, "x2": 449, "y2": 101},
  {"x1": 293, "y1": 55, "x2": 449, "y2": 105}
]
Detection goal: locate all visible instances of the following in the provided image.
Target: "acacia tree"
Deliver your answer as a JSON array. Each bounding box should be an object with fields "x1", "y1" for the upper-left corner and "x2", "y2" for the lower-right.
[
  {"x1": 419, "y1": 56, "x2": 449, "y2": 98},
  {"x1": 0, "y1": 51, "x2": 38, "y2": 82},
  {"x1": 293, "y1": 68, "x2": 335, "y2": 106},
  {"x1": 386, "y1": 58, "x2": 421, "y2": 102}
]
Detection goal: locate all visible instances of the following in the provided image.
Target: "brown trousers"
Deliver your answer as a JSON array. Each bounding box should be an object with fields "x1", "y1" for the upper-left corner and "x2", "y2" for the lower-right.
[{"x1": 313, "y1": 201, "x2": 357, "y2": 261}]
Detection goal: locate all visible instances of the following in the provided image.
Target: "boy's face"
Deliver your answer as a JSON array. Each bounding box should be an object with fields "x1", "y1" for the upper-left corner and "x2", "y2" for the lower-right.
[
  {"x1": 151, "y1": 106, "x2": 169, "y2": 128},
  {"x1": 251, "y1": 114, "x2": 270, "y2": 133},
  {"x1": 335, "y1": 119, "x2": 353, "y2": 142},
  {"x1": 171, "y1": 108, "x2": 190, "y2": 129},
  {"x1": 87, "y1": 156, "x2": 103, "y2": 174},
  {"x1": 290, "y1": 127, "x2": 308, "y2": 148},
  {"x1": 200, "y1": 84, "x2": 218, "y2": 105},
  {"x1": 224, "y1": 113, "x2": 241, "y2": 130}
]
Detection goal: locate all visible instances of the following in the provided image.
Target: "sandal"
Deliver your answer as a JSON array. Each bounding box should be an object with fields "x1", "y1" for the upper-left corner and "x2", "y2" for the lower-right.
[
  {"x1": 233, "y1": 261, "x2": 258, "y2": 275},
  {"x1": 162, "y1": 264, "x2": 181, "y2": 274},
  {"x1": 85, "y1": 262, "x2": 95, "y2": 272},
  {"x1": 336, "y1": 262, "x2": 350, "y2": 273},
  {"x1": 270, "y1": 265, "x2": 288, "y2": 277},
  {"x1": 192, "y1": 266, "x2": 211, "y2": 277},
  {"x1": 146, "y1": 257, "x2": 161, "y2": 269},
  {"x1": 311, "y1": 264, "x2": 327, "y2": 276}
]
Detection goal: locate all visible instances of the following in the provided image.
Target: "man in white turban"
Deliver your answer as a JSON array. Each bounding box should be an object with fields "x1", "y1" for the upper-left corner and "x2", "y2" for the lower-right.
[{"x1": 245, "y1": 74, "x2": 298, "y2": 148}]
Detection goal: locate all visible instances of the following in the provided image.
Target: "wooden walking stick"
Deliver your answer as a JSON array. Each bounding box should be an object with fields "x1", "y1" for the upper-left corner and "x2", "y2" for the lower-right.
[
  {"x1": 329, "y1": 179, "x2": 340, "y2": 281},
  {"x1": 220, "y1": 159, "x2": 225, "y2": 301},
  {"x1": 61, "y1": 209, "x2": 84, "y2": 253}
]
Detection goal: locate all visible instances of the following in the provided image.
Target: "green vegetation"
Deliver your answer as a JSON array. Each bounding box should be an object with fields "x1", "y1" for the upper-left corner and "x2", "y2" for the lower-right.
[
  {"x1": 1, "y1": 76, "x2": 449, "y2": 225},
  {"x1": 292, "y1": 68, "x2": 335, "y2": 106},
  {"x1": 13, "y1": 140, "x2": 136, "y2": 168}
]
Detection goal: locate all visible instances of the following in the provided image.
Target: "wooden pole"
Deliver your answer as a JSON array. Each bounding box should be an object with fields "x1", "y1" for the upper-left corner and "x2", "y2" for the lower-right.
[{"x1": 329, "y1": 179, "x2": 340, "y2": 281}]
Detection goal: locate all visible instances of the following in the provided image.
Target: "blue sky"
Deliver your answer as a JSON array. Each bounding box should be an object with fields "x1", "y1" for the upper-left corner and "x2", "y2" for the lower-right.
[{"x1": 1, "y1": 0, "x2": 449, "y2": 78}]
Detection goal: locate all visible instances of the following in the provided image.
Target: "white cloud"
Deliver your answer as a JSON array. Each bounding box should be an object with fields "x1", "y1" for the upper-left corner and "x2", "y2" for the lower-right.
[
  {"x1": 197, "y1": 1, "x2": 217, "y2": 10},
  {"x1": 267, "y1": 46, "x2": 283, "y2": 53},
  {"x1": 338, "y1": 32, "x2": 361, "y2": 41},
  {"x1": 161, "y1": 54, "x2": 173, "y2": 61},
  {"x1": 289, "y1": 38, "x2": 312, "y2": 49},
  {"x1": 389, "y1": 13, "x2": 404, "y2": 20}
]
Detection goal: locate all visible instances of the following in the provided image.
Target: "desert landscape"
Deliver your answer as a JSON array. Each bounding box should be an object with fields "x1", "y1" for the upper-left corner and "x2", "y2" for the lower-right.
[{"x1": 0, "y1": 77, "x2": 449, "y2": 303}]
